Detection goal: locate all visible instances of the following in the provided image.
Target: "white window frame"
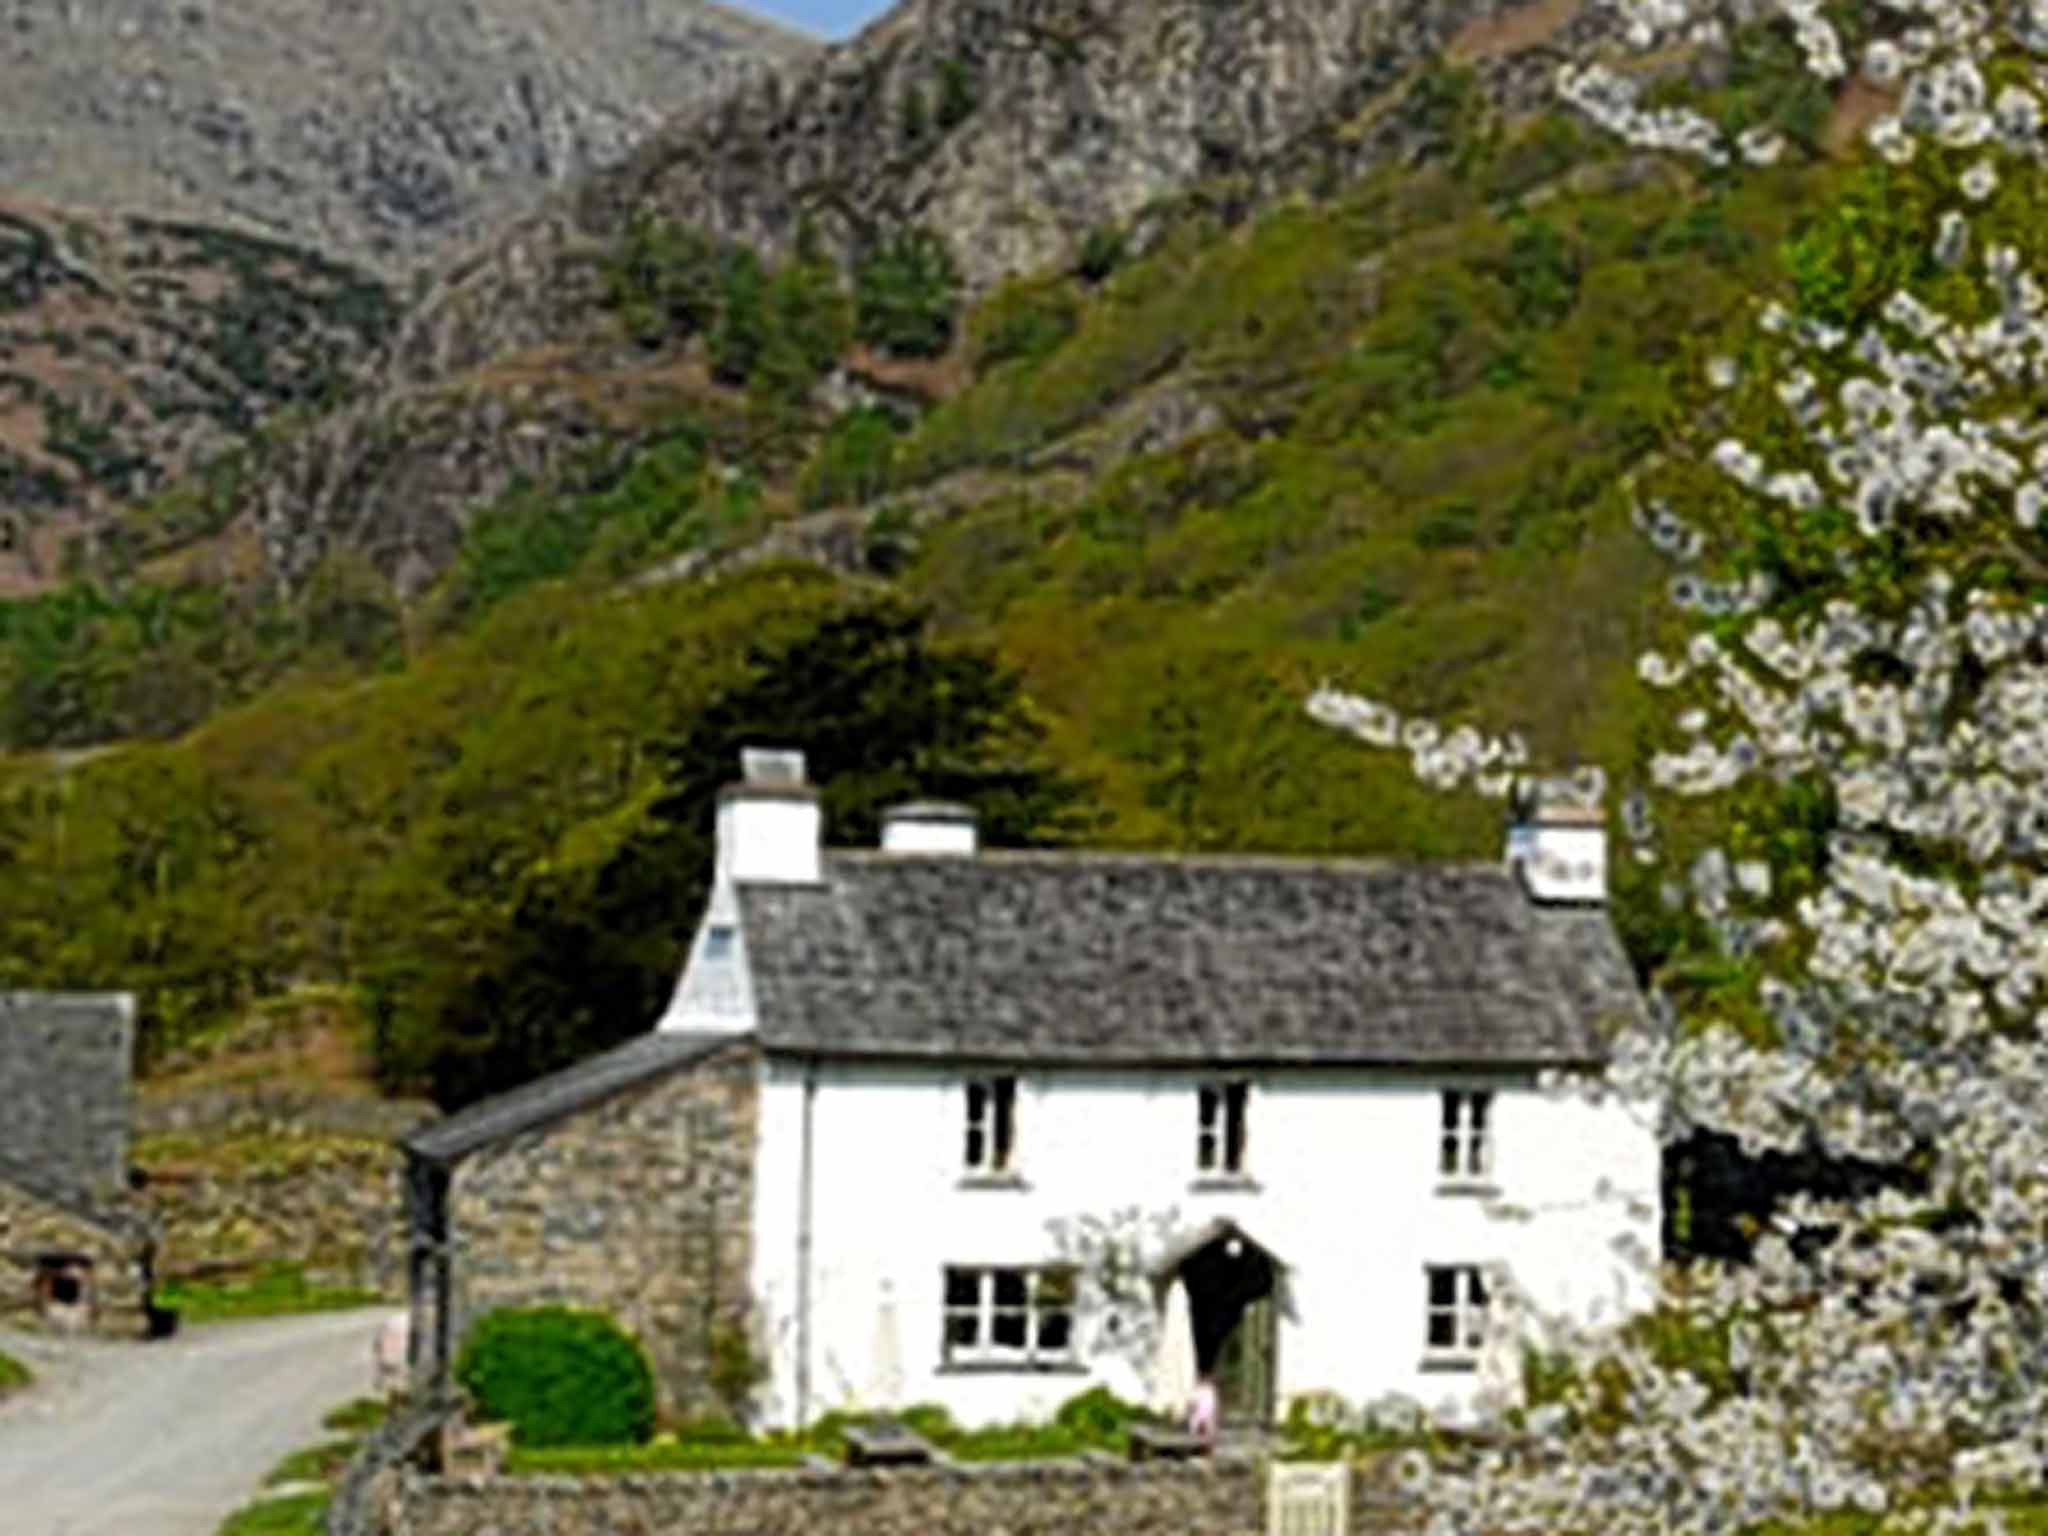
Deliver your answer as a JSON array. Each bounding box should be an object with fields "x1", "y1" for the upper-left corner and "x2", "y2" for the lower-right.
[
  {"x1": 1197, "y1": 1080, "x2": 1250, "y2": 1175},
  {"x1": 1423, "y1": 1263, "x2": 1489, "y2": 1366},
  {"x1": 1438, "y1": 1089, "x2": 1492, "y2": 1183},
  {"x1": 940, "y1": 1264, "x2": 1078, "y2": 1369},
  {"x1": 963, "y1": 1075, "x2": 1017, "y2": 1175}
]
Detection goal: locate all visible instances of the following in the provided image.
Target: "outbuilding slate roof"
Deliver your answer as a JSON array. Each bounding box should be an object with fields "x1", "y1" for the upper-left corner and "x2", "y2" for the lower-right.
[
  {"x1": 735, "y1": 851, "x2": 1643, "y2": 1066},
  {"x1": 405, "y1": 1030, "x2": 747, "y2": 1166},
  {"x1": 0, "y1": 993, "x2": 136, "y2": 1224}
]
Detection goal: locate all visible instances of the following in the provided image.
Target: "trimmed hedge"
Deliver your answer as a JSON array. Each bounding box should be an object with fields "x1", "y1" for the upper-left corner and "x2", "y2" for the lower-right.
[{"x1": 455, "y1": 1306, "x2": 656, "y2": 1449}]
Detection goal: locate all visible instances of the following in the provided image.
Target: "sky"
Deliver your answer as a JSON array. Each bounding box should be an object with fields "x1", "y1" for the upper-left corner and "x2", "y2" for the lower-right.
[{"x1": 739, "y1": 0, "x2": 895, "y2": 40}]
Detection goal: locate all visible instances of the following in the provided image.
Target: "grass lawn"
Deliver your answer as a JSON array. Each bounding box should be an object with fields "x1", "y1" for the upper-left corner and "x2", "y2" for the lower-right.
[
  {"x1": 213, "y1": 1491, "x2": 330, "y2": 1536},
  {"x1": 155, "y1": 1264, "x2": 383, "y2": 1325},
  {"x1": 211, "y1": 1394, "x2": 391, "y2": 1535},
  {"x1": 0, "y1": 1349, "x2": 30, "y2": 1397}
]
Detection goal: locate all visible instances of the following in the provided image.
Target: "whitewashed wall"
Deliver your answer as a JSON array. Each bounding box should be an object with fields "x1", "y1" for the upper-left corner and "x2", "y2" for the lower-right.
[{"x1": 744, "y1": 1054, "x2": 1660, "y2": 1432}]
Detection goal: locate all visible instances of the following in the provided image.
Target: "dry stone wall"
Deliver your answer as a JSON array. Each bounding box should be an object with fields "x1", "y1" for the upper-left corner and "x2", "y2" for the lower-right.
[
  {"x1": 394, "y1": 1455, "x2": 1320, "y2": 1536},
  {"x1": 446, "y1": 1039, "x2": 759, "y2": 1419}
]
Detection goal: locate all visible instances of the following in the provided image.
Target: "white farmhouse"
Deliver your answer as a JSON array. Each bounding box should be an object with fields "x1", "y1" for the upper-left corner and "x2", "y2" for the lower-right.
[{"x1": 402, "y1": 748, "x2": 1660, "y2": 1433}]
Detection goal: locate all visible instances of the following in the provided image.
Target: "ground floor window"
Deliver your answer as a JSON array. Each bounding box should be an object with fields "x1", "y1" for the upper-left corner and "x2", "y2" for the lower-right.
[
  {"x1": 941, "y1": 1264, "x2": 1077, "y2": 1368},
  {"x1": 1424, "y1": 1264, "x2": 1489, "y2": 1364}
]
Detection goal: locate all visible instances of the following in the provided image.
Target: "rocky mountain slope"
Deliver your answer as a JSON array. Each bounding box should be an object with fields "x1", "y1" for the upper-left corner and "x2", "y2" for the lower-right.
[
  {"x1": 0, "y1": 193, "x2": 399, "y2": 595},
  {"x1": 0, "y1": 0, "x2": 818, "y2": 277},
  {"x1": 189, "y1": 0, "x2": 1650, "y2": 593}
]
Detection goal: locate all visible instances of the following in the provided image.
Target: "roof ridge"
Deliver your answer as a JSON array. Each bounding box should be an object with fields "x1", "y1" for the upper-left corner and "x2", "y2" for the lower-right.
[{"x1": 820, "y1": 849, "x2": 1512, "y2": 876}]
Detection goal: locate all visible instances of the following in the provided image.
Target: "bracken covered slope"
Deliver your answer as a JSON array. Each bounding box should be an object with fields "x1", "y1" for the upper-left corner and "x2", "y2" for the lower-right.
[
  {"x1": 0, "y1": 0, "x2": 818, "y2": 277},
  {"x1": 219, "y1": 0, "x2": 1640, "y2": 591},
  {"x1": 0, "y1": 194, "x2": 399, "y2": 595}
]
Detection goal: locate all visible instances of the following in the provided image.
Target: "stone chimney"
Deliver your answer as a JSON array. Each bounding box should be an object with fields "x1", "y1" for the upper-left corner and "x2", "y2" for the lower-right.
[
  {"x1": 1504, "y1": 779, "x2": 1606, "y2": 904},
  {"x1": 880, "y1": 800, "x2": 979, "y2": 856},
  {"x1": 716, "y1": 747, "x2": 821, "y2": 885}
]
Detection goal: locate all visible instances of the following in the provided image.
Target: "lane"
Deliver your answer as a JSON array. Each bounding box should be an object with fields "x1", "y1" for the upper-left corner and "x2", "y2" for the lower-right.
[{"x1": 0, "y1": 1309, "x2": 387, "y2": 1536}]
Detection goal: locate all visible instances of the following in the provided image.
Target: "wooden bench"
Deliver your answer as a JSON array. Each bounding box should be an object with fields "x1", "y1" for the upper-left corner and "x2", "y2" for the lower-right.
[
  {"x1": 1128, "y1": 1423, "x2": 1209, "y2": 1461},
  {"x1": 841, "y1": 1422, "x2": 936, "y2": 1467}
]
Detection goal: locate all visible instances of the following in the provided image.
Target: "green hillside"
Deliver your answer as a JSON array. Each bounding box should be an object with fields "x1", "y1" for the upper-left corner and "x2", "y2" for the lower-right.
[{"x1": 0, "y1": 82, "x2": 1847, "y2": 1103}]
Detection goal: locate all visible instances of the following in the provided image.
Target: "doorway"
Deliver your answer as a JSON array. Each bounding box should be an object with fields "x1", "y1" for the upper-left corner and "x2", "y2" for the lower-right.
[{"x1": 1166, "y1": 1222, "x2": 1282, "y2": 1428}]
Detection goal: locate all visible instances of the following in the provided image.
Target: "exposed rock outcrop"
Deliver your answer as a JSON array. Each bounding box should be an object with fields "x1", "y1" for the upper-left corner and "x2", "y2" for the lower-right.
[
  {"x1": 231, "y1": 0, "x2": 1636, "y2": 593},
  {"x1": 0, "y1": 0, "x2": 818, "y2": 277}
]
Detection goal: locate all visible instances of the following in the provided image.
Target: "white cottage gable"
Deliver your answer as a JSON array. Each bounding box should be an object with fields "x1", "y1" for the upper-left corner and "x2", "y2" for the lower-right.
[{"x1": 678, "y1": 750, "x2": 1661, "y2": 1435}]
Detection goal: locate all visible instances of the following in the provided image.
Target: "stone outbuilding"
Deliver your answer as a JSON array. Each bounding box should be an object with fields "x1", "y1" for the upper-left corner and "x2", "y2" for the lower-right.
[
  {"x1": 404, "y1": 750, "x2": 1660, "y2": 1433},
  {"x1": 0, "y1": 993, "x2": 157, "y2": 1334}
]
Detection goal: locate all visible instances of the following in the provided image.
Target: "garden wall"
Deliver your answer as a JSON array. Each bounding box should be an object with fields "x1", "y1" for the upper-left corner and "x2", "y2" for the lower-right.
[{"x1": 391, "y1": 1455, "x2": 1409, "y2": 1536}]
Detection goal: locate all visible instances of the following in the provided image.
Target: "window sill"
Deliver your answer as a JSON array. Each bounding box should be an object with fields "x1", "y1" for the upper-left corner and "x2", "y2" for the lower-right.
[
  {"x1": 936, "y1": 1359, "x2": 1089, "y2": 1376},
  {"x1": 957, "y1": 1173, "x2": 1030, "y2": 1191},
  {"x1": 1188, "y1": 1175, "x2": 1261, "y2": 1194},
  {"x1": 1434, "y1": 1181, "x2": 1500, "y2": 1199},
  {"x1": 1418, "y1": 1355, "x2": 1479, "y2": 1374}
]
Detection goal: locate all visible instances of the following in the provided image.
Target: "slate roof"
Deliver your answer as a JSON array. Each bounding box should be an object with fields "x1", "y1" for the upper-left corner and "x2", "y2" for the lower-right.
[
  {"x1": 0, "y1": 993, "x2": 137, "y2": 1225},
  {"x1": 404, "y1": 1030, "x2": 747, "y2": 1166},
  {"x1": 734, "y1": 852, "x2": 1642, "y2": 1066}
]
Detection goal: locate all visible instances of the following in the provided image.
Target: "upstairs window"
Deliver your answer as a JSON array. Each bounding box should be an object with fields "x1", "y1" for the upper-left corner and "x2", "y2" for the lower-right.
[
  {"x1": 964, "y1": 1076, "x2": 1017, "y2": 1174},
  {"x1": 1439, "y1": 1090, "x2": 1492, "y2": 1181},
  {"x1": 1424, "y1": 1264, "x2": 1490, "y2": 1364},
  {"x1": 1197, "y1": 1081, "x2": 1249, "y2": 1175},
  {"x1": 942, "y1": 1264, "x2": 1076, "y2": 1368}
]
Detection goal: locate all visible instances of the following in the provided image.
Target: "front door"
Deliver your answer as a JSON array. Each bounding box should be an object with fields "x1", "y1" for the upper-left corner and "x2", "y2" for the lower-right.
[{"x1": 1212, "y1": 1291, "x2": 1276, "y2": 1426}]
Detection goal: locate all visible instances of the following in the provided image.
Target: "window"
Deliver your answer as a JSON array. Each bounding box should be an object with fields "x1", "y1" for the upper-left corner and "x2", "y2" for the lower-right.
[
  {"x1": 703, "y1": 925, "x2": 734, "y2": 962},
  {"x1": 964, "y1": 1076, "x2": 1017, "y2": 1174},
  {"x1": 1198, "y1": 1081, "x2": 1249, "y2": 1174},
  {"x1": 1439, "y1": 1090, "x2": 1492, "y2": 1181},
  {"x1": 941, "y1": 1265, "x2": 1077, "y2": 1368},
  {"x1": 1424, "y1": 1264, "x2": 1489, "y2": 1363}
]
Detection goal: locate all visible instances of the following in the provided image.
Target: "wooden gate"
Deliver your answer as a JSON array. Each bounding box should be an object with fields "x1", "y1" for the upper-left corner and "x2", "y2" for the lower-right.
[{"x1": 1268, "y1": 1460, "x2": 1348, "y2": 1536}]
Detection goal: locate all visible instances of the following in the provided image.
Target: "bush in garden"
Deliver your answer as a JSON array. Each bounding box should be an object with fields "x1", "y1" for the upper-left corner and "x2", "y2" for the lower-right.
[{"x1": 454, "y1": 1306, "x2": 656, "y2": 1449}]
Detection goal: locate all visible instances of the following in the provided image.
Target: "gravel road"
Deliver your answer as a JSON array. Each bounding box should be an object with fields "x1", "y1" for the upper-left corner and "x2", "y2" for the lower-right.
[{"x1": 0, "y1": 1308, "x2": 388, "y2": 1536}]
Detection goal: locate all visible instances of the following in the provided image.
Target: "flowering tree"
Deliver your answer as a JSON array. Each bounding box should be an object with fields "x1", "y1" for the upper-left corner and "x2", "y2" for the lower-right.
[{"x1": 1312, "y1": 2, "x2": 2048, "y2": 1531}]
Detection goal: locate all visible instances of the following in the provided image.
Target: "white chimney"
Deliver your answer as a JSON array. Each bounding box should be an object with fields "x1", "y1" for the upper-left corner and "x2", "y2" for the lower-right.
[
  {"x1": 716, "y1": 748, "x2": 821, "y2": 885},
  {"x1": 880, "y1": 800, "x2": 979, "y2": 855},
  {"x1": 1504, "y1": 781, "x2": 1606, "y2": 904}
]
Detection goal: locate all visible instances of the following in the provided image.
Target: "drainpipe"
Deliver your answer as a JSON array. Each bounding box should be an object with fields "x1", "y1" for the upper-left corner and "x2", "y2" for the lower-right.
[{"x1": 795, "y1": 1055, "x2": 818, "y2": 1432}]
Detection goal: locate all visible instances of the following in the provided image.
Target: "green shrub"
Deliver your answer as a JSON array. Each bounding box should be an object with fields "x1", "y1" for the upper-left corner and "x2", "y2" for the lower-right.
[
  {"x1": 1076, "y1": 225, "x2": 1126, "y2": 283},
  {"x1": 969, "y1": 277, "x2": 1079, "y2": 372},
  {"x1": 707, "y1": 1317, "x2": 771, "y2": 1419},
  {"x1": 455, "y1": 1306, "x2": 657, "y2": 1449},
  {"x1": 710, "y1": 247, "x2": 772, "y2": 384},
  {"x1": 0, "y1": 1349, "x2": 29, "y2": 1395},
  {"x1": 855, "y1": 228, "x2": 960, "y2": 358},
  {"x1": 1051, "y1": 1384, "x2": 1150, "y2": 1440},
  {"x1": 897, "y1": 1402, "x2": 960, "y2": 1441},
  {"x1": 604, "y1": 215, "x2": 720, "y2": 347},
  {"x1": 935, "y1": 59, "x2": 977, "y2": 130},
  {"x1": 799, "y1": 407, "x2": 902, "y2": 509}
]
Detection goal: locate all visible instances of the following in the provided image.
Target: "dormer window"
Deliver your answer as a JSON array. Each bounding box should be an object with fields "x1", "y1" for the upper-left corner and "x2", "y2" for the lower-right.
[
  {"x1": 964, "y1": 1076, "x2": 1016, "y2": 1175},
  {"x1": 703, "y1": 925, "x2": 735, "y2": 962},
  {"x1": 1439, "y1": 1090, "x2": 1492, "y2": 1182},
  {"x1": 1197, "y1": 1081, "x2": 1249, "y2": 1175}
]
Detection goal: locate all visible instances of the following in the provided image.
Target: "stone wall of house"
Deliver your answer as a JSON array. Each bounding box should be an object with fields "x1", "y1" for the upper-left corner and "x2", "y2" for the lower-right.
[
  {"x1": 391, "y1": 1456, "x2": 1350, "y2": 1536},
  {"x1": 447, "y1": 1039, "x2": 759, "y2": 1419},
  {"x1": 0, "y1": 1177, "x2": 147, "y2": 1337}
]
